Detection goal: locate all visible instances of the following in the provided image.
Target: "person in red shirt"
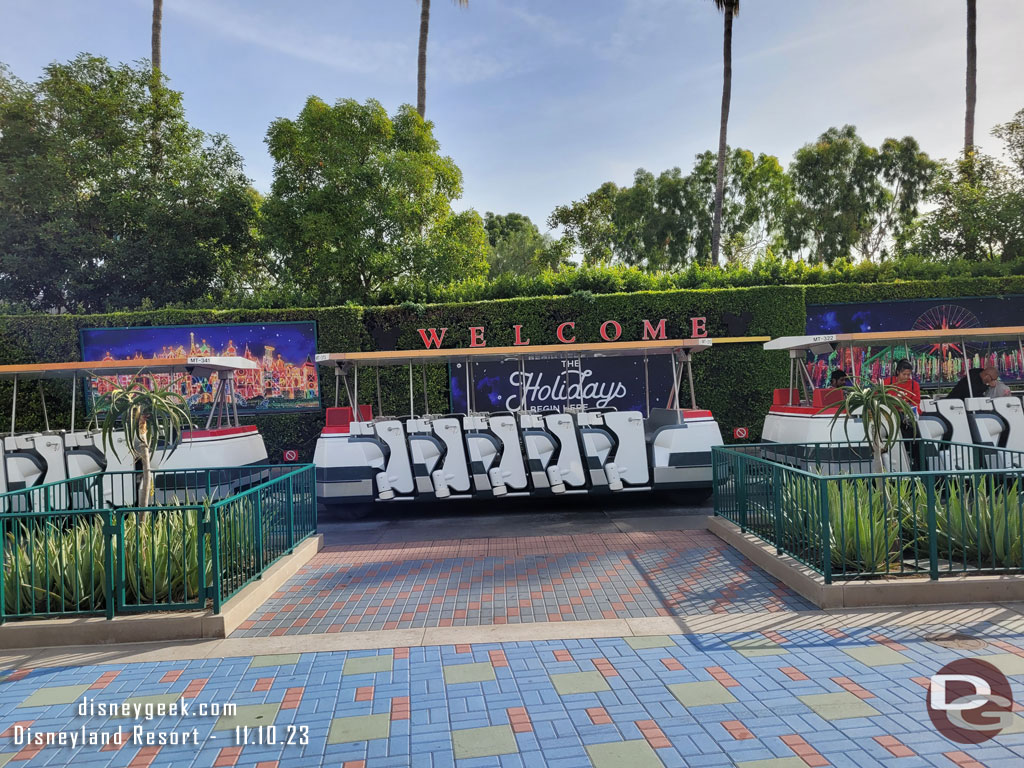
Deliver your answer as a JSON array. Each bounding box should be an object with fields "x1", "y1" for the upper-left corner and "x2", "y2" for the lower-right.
[{"x1": 883, "y1": 359, "x2": 921, "y2": 408}]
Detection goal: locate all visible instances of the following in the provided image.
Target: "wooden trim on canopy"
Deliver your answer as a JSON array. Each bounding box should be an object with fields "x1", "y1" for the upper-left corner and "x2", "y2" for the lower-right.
[
  {"x1": 0, "y1": 356, "x2": 259, "y2": 380},
  {"x1": 316, "y1": 336, "x2": 770, "y2": 367},
  {"x1": 764, "y1": 327, "x2": 1024, "y2": 352}
]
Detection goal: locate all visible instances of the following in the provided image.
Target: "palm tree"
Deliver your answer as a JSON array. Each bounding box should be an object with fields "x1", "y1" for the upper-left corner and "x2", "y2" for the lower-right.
[
  {"x1": 709, "y1": 0, "x2": 739, "y2": 266},
  {"x1": 964, "y1": 0, "x2": 977, "y2": 158},
  {"x1": 152, "y1": 0, "x2": 163, "y2": 77},
  {"x1": 99, "y1": 375, "x2": 192, "y2": 506},
  {"x1": 417, "y1": 0, "x2": 469, "y2": 119}
]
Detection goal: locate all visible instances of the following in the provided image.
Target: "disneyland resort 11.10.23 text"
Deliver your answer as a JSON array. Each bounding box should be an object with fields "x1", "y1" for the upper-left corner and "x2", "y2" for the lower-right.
[{"x1": 11, "y1": 696, "x2": 240, "y2": 747}]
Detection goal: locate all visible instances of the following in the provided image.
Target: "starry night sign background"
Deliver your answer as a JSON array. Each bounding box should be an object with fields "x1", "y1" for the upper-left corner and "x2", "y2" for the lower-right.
[
  {"x1": 449, "y1": 356, "x2": 676, "y2": 414},
  {"x1": 79, "y1": 322, "x2": 320, "y2": 415}
]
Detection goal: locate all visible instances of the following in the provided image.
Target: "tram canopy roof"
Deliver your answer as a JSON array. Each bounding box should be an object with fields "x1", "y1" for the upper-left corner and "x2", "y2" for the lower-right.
[
  {"x1": 765, "y1": 327, "x2": 1024, "y2": 355},
  {"x1": 0, "y1": 356, "x2": 259, "y2": 380},
  {"x1": 315, "y1": 336, "x2": 769, "y2": 368}
]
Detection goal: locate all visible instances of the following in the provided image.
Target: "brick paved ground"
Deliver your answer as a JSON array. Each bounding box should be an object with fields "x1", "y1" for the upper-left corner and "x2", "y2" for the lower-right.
[
  {"x1": 232, "y1": 531, "x2": 814, "y2": 637},
  {"x1": 2, "y1": 623, "x2": 1023, "y2": 767}
]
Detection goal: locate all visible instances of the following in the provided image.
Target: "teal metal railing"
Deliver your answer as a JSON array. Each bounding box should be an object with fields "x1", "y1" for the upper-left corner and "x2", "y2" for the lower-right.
[
  {"x1": 713, "y1": 440, "x2": 1024, "y2": 583},
  {"x1": 0, "y1": 464, "x2": 316, "y2": 622}
]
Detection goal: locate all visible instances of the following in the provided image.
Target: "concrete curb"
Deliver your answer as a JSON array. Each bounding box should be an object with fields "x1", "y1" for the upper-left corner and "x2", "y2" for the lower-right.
[
  {"x1": 707, "y1": 515, "x2": 1024, "y2": 609},
  {"x1": 0, "y1": 534, "x2": 323, "y2": 650}
]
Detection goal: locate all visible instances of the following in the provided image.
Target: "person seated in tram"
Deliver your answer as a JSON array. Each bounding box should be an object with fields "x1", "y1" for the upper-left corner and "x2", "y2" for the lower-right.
[
  {"x1": 884, "y1": 359, "x2": 921, "y2": 445},
  {"x1": 829, "y1": 369, "x2": 850, "y2": 388},
  {"x1": 981, "y1": 366, "x2": 1012, "y2": 398},
  {"x1": 945, "y1": 368, "x2": 986, "y2": 400},
  {"x1": 883, "y1": 359, "x2": 921, "y2": 408}
]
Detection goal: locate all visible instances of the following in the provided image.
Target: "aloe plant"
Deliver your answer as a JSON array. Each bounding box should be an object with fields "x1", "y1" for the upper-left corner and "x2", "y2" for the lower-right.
[
  {"x1": 928, "y1": 479, "x2": 1024, "y2": 568},
  {"x1": 97, "y1": 375, "x2": 192, "y2": 506},
  {"x1": 1, "y1": 496, "x2": 271, "y2": 615},
  {"x1": 824, "y1": 382, "x2": 915, "y2": 474},
  {"x1": 780, "y1": 475, "x2": 924, "y2": 574}
]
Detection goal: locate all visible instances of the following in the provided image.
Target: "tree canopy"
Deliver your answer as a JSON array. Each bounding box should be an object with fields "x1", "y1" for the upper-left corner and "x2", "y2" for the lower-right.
[
  {"x1": 261, "y1": 97, "x2": 488, "y2": 304},
  {"x1": 0, "y1": 55, "x2": 260, "y2": 312}
]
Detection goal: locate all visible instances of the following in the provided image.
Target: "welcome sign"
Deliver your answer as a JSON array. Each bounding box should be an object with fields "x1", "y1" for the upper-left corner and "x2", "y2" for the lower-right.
[{"x1": 449, "y1": 354, "x2": 675, "y2": 414}]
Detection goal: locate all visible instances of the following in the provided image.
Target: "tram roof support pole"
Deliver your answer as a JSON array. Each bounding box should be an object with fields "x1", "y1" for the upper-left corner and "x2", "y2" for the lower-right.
[
  {"x1": 38, "y1": 380, "x2": 49, "y2": 432},
  {"x1": 421, "y1": 365, "x2": 429, "y2": 415},
  {"x1": 643, "y1": 352, "x2": 650, "y2": 417},
  {"x1": 70, "y1": 376, "x2": 77, "y2": 432},
  {"x1": 10, "y1": 374, "x2": 17, "y2": 436},
  {"x1": 408, "y1": 363, "x2": 414, "y2": 417},
  {"x1": 685, "y1": 353, "x2": 697, "y2": 410},
  {"x1": 229, "y1": 373, "x2": 240, "y2": 428},
  {"x1": 963, "y1": 338, "x2": 973, "y2": 396},
  {"x1": 376, "y1": 367, "x2": 383, "y2": 419},
  {"x1": 353, "y1": 364, "x2": 359, "y2": 422},
  {"x1": 670, "y1": 352, "x2": 681, "y2": 424}
]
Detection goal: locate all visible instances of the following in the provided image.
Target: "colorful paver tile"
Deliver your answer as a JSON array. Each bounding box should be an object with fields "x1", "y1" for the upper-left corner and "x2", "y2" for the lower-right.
[
  {"x1": 233, "y1": 531, "x2": 814, "y2": 636},
  {"x1": 1, "y1": 623, "x2": 1022, "y2": 767}
]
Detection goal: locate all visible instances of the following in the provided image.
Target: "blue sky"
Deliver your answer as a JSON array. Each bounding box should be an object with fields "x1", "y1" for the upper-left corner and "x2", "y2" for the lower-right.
[{"x1": 3, "y1": 0, "x2": 1023, "y2": 231}]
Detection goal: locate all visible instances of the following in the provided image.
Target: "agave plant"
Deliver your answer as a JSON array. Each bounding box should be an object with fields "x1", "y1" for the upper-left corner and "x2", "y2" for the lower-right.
[
  {"x1": 825, "y1": 382, "x2": 916, "y2": 474},
  {"x1": 928, "y1": 479, "x2": 1024, "y2": 569},
  {"x1": 97, "y1": 374, "x2": 192, "y2": 506},
  {"x1": 826, "y1": 476, "x2": 921, "y2": 573}
]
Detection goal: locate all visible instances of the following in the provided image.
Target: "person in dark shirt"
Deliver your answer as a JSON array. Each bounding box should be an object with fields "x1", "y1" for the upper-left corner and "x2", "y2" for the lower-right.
[
  {"x1": 945, "y1": 368, "x2": 986, "y2": 400},
  {"x1": 829, "y1": 369, "x2": 850, "y2": 388}
]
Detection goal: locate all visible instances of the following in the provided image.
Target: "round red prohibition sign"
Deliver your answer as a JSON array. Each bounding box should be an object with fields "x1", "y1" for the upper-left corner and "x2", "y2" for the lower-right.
[
  {"x1": 928, "y1": 657, "x2": 1014, "y2": 744},
  {"x1": 282, "y1": 449, "x2": 299, "y2": 463},
  {"x1": 733, "y1": 427, "x2": 749, "y2": 439}
]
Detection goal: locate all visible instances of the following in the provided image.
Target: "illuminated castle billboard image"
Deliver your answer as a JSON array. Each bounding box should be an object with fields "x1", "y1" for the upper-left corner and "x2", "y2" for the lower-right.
[{"x1": 80, "y1": 322, "x2": 320, "y2": 415}]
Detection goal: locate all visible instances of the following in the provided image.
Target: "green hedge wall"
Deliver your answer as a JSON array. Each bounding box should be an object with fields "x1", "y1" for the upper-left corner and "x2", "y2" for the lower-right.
[{"x1": 1, "y1": 277, "x2": 1021, "y2": 460}]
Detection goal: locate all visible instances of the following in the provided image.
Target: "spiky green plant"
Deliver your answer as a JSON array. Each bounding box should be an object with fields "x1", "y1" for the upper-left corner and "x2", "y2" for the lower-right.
[
  {"x1": 928, "y1": 479, "x2": 1023, "y2": 568},
  {"x1": 824, "y1": 382, "x2": 916, "y2": 474},
  {"x1": 97, "y1": 374, "x2": 192, "y2": 506}
]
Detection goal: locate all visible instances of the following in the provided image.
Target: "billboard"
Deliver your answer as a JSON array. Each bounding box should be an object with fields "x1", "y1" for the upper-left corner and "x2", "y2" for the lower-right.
[
  {"x1": 80, "y1": 322, "x2": 320, "y2": 415},
  {"x1": 449, "y1": 354, "x2": 676, "y2": 414},
  {"x1": 805, "y1": 296, "x2": 1024, "y2": 388}
]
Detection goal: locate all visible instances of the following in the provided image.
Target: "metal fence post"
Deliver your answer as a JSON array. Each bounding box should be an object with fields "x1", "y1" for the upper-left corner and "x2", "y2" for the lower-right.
[
  {"x1": 287, "y1": 474, "x2": 295, "y2": 553},
  {"x1": 255, "y1": 492, "x2": 264, "y2": 575},
  {"x1": 0, "y1": 521, "x2": 6, "y2": 625},
  {"x1": 104, "y1": 511, "x2": 118, "y2": 620},
  {"x1": 819, "y1": 478, "x2": 832, "y2": 585},
  {"x1": 773, "y1": 465, "x2": 783, "y2": 555},
  {"x1": 737, "y1": 459, "x2": 748, "y2": 534},
  {"x1": 210, "y1": 504, "x2": 222, "y2": 614},
  {"x1": 926, "y1": 474, "x2": 939, "y2": 581}
]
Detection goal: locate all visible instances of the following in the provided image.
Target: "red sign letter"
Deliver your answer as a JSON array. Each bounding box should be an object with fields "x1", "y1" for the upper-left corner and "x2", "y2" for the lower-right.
[
  {"x1": 513, "y1": 325, "x2": 530, "y2": 346},
  {"x1": 691, "y1": 317, "x2": 708, "y2": 338},
  {"x1": 642, "y1": 318, "x2": 667, "y2": 340},
  {"x1": 417, "y1": 327, "x2": 448, "y2": 349},
  {"x1": 600, "y1": 321, "x2": 622, "y2": 342},
  {"x1": 469, "y1": 327, "x2": 486, "y2": 347},
  {"x1": 556, "y1": 322, "x2": 576, "y2": 344}
]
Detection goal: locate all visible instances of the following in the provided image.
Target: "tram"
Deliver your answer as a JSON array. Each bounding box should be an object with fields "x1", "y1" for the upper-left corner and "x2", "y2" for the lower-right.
[
  {"x1": 762, "y1": 327, "x2": 1024, "y2": 471},
  {"x1": 0, "y1": 356, "x2": 267, "y2": 505},
  {"x1": 313, "y1": 338, "x2": 756, "y2": 508}
]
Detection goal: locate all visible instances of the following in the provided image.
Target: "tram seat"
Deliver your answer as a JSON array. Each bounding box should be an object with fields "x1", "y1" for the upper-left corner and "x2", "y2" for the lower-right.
[
  {"x1": 643, "y1": 407, "x2": 684, "y2": 440},
  {"x1": 812, "y1": 388, "x2": 844, "y2": 408},
  {"x1": 325, "y1": 405, "x2": 374, "y2": 432},
  {"x1": 773, "y1": 388, "x2": 801, "y2": 406}
]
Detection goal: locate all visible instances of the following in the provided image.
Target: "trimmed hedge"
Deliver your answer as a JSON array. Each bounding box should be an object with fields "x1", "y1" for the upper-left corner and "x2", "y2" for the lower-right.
[{"x1": 0, "y1": 277, "x2": 1021, "y2": 460}]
